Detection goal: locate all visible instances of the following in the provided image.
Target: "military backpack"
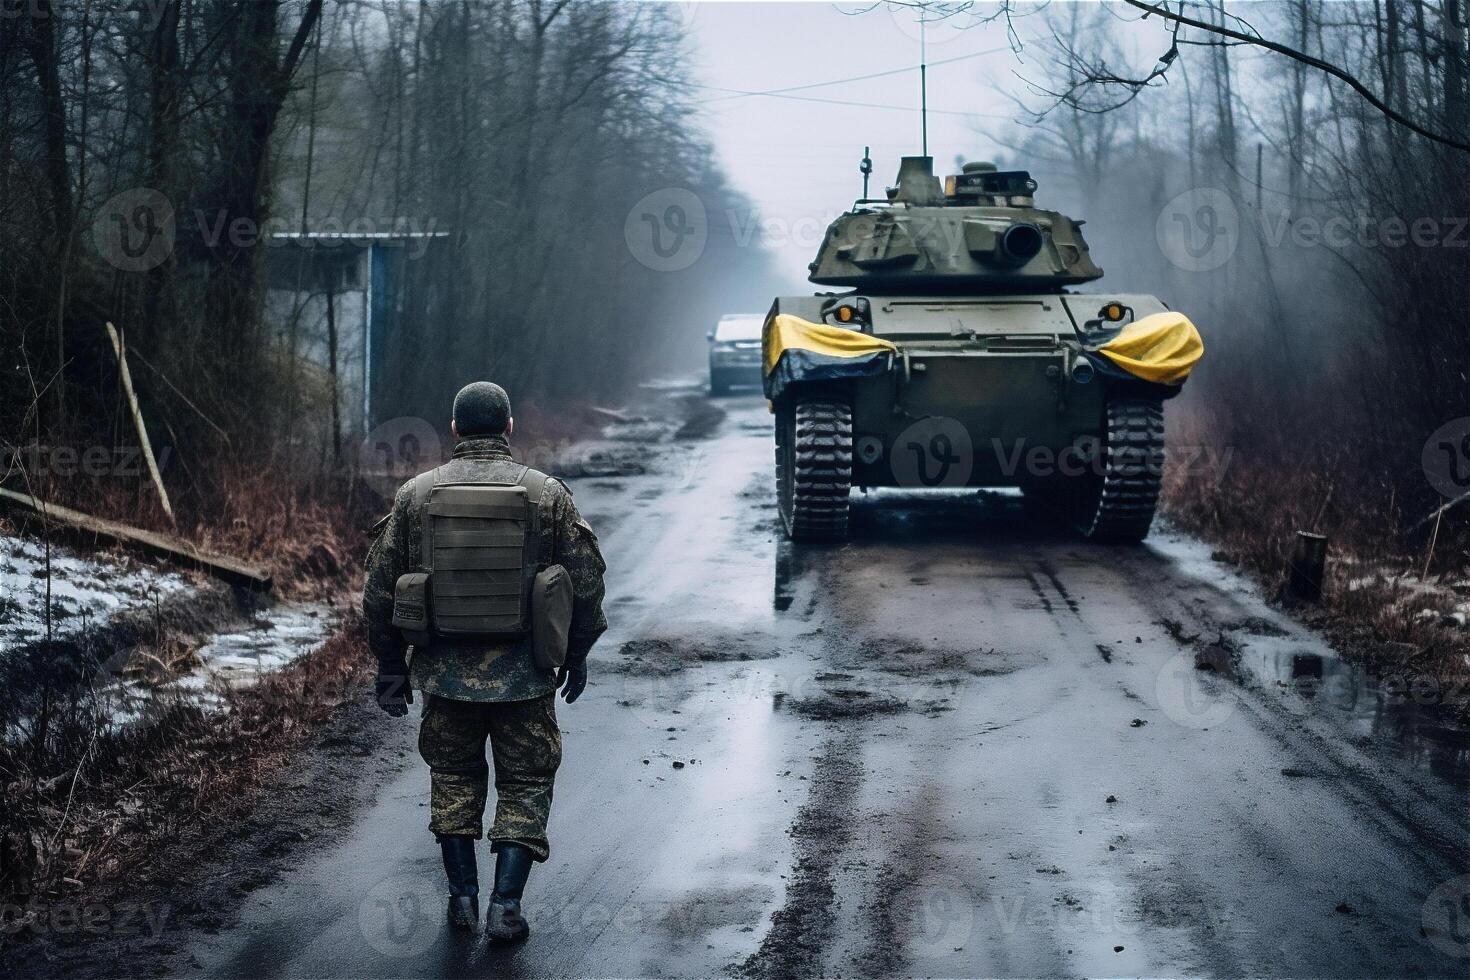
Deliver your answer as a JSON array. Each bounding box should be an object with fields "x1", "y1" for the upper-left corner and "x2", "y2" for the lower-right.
[{"x1": 391, "y1": 465, "x2": 550, "y2": 646}]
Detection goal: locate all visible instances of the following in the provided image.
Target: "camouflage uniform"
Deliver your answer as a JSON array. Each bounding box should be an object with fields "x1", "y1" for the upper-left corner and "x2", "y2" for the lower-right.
[{"x1": 363, "y1": 435, "x2": 607, "y2": 860}]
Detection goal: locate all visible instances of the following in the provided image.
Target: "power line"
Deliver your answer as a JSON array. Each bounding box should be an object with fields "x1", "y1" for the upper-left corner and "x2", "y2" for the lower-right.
[
  {"x1": 698, "y1": 45, "x2": 1012, "y2": 104},
  {"x1": 695, "y1": 83, "x2": 1012, "y2": 119}
]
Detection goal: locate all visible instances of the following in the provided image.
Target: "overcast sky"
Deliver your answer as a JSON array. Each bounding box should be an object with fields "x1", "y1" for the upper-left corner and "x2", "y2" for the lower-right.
[{"x1": 681, "y1": 1, "x2": 1040, "y2": 293}]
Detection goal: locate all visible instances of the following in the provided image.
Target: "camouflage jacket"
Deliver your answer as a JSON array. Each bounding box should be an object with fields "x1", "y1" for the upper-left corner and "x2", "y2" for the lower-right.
[{"x1": 363, "y1": 436, "x2": 607, "y2": 702}]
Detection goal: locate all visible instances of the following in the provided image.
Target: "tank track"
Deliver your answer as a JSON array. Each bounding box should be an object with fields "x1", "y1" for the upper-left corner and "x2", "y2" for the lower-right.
[
  {"x1": 1077, "y1": 397, "x2": 1165, "y2": 543},
  {"x1": 778, "y1": 399, "x2": 853, "y2": 540}
]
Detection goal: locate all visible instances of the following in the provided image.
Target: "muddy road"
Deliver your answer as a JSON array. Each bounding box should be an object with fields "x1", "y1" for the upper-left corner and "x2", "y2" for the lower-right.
[{"x1": 166, "y1": 389, "x2": 1468, "y2": 977}]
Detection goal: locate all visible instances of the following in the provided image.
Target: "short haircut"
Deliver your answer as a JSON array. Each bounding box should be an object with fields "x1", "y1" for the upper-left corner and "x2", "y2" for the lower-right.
[{"x1": 452, "y1": 382, "x2": 512, "y2": 437}]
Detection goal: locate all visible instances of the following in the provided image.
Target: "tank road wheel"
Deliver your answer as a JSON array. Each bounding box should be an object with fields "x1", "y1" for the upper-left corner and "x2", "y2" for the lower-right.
[
  {"x1": 1075, "y1": 398, "x2": 1165, "y2": 544},
  {"x1": 775, "y1": 398, "x2": 853, "y2": 541}
]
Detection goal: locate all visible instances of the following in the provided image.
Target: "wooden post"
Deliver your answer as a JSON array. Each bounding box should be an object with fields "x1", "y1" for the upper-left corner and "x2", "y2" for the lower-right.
[
  {"x1": 1422, "y1": 506, "x2": 1444, "y2": 582},
  {"x1": 326, "y1": 286, "x2": 341, "y2": 459},
  {"x1": 0, "y1": 487, "x2": 271, "y2": 590},
  {"x1": 104, "y1": 321, "x2": 175, "y2": 526},
  {"x1": 1288, "y1": 531, "x2": 1328, "y2": 602}
]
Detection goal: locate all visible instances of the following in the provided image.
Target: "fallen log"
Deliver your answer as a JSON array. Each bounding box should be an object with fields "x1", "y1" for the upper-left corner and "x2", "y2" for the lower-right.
[
  {"x1": 1407, "y1": 489, "x2": 1470, "y2": 536},
  {"x1": 0, "y1": 487, "x2": 272, "y2": 592}
]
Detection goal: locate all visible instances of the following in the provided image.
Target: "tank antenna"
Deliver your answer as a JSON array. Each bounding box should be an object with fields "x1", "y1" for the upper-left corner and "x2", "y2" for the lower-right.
[
  {"x1": 919, "y1": 8, "x2": 929, "y2": 156},
  {"x1": 860, "y1": 145, "x2": 873, "y2": 199}
]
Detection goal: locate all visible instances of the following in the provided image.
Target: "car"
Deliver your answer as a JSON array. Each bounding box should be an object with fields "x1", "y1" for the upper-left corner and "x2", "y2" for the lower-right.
[{"x1": 707, "y1": 314, "x2": 765, "y2": 395}]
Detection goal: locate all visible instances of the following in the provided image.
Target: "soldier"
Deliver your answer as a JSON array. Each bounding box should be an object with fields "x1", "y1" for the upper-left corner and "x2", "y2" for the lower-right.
[{"x1": 363, "y1": 382, "x2": 607, "y2": 943}]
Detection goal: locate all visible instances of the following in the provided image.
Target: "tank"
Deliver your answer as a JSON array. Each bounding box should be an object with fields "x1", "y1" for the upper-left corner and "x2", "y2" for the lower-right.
[{"x1": 764, "y1": 156, "x2": 1202, "y2": 542}]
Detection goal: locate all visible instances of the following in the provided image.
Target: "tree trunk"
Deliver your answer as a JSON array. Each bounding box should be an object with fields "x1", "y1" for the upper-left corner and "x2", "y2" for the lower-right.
[{"x1": 145, "y1": 0, "x2": 182, "y2": 354}]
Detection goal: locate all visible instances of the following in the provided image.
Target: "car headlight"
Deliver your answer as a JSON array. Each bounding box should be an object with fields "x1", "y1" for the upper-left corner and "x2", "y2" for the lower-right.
[{"x1": 711, "y1": 342, "x2": 738, "y2": 353}]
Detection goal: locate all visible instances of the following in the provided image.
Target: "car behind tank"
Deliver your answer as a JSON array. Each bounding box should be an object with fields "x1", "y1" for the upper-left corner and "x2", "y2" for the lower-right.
[
  {"x1": 707, "y1": 313, "x2": 765, "y2": 395},
  {"x1": 763, "y1": 157, "x2": 1203, "y2": 542}
]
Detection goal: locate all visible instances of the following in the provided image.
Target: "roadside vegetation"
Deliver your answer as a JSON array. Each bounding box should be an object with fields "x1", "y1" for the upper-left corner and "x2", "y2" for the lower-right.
[{"x1": 998, "y1": 0, "x2": 1470, "y2": 715}]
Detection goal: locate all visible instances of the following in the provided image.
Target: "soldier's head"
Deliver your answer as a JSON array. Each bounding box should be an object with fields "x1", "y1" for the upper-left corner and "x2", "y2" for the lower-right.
[{"x1": 451, "y1": 382, "x2": 513, "y2": 440}]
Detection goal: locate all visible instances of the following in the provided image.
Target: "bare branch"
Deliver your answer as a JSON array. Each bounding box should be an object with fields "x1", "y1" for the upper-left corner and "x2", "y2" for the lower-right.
[{"x1": 1121, "y1": 0, "x2": 1470, "y2": 152}]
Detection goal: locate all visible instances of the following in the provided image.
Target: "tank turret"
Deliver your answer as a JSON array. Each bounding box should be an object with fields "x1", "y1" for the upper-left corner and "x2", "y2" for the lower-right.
[{"x1": 807, "y1": 156, "x2": 1102, "y2": 292}]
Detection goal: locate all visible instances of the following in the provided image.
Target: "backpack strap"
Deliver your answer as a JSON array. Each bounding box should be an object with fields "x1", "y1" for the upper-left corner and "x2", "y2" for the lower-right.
[
  {"x1": 519, "y1": 466, "x2": 551, "y2": 504},
  {"x1": 411, "y1": 469, "x2": 438, "y2": 571},
  {"x1": 517, "y1": 466, "x2": 552, "y2": 571}
]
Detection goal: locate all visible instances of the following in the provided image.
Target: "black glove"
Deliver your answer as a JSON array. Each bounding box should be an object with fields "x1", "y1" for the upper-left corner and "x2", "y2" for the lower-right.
[
  {"x1": 556, "y1": 661, "x2": 587, "y2": 704},
  {"x1": 375, "y1": 658, "x2": 414, "y2": 717}
]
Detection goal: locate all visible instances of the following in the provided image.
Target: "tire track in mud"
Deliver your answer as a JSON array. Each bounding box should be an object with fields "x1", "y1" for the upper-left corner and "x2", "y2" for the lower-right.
[
  {"x1": 1111, "y1": 548, "x2": 1470, "y2": 869},
  {"x1": 849, "y1": 783, "x2": 949, "y2": 978},
  {"x1": 735, "y1": 731, "x2": 863, "y2": 979}
]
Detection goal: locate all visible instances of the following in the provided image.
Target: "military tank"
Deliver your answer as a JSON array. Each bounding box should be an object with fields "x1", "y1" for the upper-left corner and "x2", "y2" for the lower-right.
[{"x1": 764, "y1": 156, "x2": 1203, "y2": 542}]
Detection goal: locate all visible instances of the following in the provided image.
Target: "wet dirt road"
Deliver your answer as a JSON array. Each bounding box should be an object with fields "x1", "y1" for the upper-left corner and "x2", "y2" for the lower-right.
[{"x1": 185, "y1": 389, "x2": 1470, "y2": 978}]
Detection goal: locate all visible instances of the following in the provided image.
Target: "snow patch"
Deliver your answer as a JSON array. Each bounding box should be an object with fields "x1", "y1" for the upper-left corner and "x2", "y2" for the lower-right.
[{"x1": 0, "y1": 535, "x2": 192, "y2": 649}]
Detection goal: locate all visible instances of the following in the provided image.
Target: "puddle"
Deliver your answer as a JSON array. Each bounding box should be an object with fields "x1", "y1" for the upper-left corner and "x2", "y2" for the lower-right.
[
  {"x1": 1151, "y1": 531, "x2": 1470, "y2": 786},
  {"x1": 637, "y1": 377, "x2": 706, "y2": 392},
  {"x1": 106, "y1": 603, "x2": 338, "y2": 724},
  {"x1": 603, "y1": 421, "x2": 671, "y2": 444}
]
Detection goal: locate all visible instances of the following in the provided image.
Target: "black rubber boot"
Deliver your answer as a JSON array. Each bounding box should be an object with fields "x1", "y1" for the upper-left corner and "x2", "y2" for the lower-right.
[
  {"x1": 485, "y1": 843, "x2": 533, "y2": 944},
  {"x1": 438, "y1": 835, "x2": 480, "y2": 931}
]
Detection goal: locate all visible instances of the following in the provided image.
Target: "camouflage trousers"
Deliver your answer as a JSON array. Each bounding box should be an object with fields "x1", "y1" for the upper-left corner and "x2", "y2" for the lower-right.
[{"x1": 418, "y1": 693, "x2": 562, "y2": 861}]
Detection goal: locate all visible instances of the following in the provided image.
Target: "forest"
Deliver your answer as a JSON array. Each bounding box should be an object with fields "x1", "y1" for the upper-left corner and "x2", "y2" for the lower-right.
[
  {"x1": 1, "y1": 0, "x2": 774, "y2": 535},
  {"x1": 991, "y1": 0, "x2": 1470, "y2": 643}
]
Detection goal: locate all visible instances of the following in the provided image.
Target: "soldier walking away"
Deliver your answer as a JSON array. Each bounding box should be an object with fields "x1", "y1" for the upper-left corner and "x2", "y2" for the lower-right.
[{"x1": 363, "y1": 382, "x2": 607, "y2": 943}]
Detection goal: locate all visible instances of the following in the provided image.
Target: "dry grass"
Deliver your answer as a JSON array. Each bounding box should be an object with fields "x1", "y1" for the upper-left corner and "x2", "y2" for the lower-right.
[
  {"x1": 5, "y1": 450, "x2": 384, "y2": 606},
  {"x1": 0, "y1": 614, "x2": 371, "y2": 916},
  {"x1": 1162, "y1": 442, "x2": 1470, "y2": 719}
]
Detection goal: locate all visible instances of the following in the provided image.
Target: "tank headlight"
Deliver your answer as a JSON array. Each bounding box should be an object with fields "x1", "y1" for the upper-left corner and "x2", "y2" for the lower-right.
[
  {"x1": 1099, "y1": 302, "x2": 1130, "y2": 322},
  {"x1": 822, "y1": 296, "x2": 872, "y2": 329},
  {"x1": 1072, "y1": 360, "x2": 1095, "y2": 385}
]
